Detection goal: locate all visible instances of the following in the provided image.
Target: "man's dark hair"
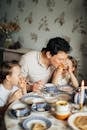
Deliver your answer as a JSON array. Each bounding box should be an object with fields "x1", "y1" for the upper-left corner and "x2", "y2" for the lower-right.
[{"x1": 42, "y1": 37, "x2": 72, "y2": 56}]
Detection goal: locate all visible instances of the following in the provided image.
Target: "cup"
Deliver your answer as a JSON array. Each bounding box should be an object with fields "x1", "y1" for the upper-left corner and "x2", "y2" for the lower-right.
[{"x1": 55, "y1": 100, "x2": 70, "y2": 120}]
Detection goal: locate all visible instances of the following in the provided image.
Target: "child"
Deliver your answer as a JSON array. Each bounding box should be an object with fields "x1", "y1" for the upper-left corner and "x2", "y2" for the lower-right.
[
  {"x1": 0, "y1": 60, "x2": 27, "y2": 107},
  {"x1": 52, "y1": 56, "x2": 79, "y2": 88}
]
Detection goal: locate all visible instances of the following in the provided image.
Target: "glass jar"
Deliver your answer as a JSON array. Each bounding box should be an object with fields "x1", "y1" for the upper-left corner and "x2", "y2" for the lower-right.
[{"x1": 4, "y1": 37, "x2": 12, "y2": 48}]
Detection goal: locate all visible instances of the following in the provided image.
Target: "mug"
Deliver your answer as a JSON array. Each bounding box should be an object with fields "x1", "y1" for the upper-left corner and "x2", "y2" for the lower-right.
[
  {"x1": 56, "y1": 100, "x2": 70, "y2": 114},
  {"x1": 55, "y1": 100, "x2": 70, "y2": 120}
]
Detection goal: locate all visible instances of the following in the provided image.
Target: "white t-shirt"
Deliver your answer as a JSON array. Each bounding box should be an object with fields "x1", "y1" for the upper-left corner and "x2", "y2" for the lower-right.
[
  {"x1": 19, "y1": 51, "x2": 54, "y2": 83},
  {"x1": 0, "y1": 84, "x2": 18, "y2": 107}
]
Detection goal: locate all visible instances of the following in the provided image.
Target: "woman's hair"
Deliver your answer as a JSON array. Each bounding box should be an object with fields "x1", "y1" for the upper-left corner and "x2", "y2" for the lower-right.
[
  {"x1": 0, "y1": 60, "x2": 20, "y2": 83},
  {"x1": 41, "y1": 37, "x2": 72, "y2": 56}
]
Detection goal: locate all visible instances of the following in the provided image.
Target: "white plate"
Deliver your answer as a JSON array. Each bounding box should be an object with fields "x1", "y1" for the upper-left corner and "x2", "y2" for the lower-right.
[
  {"x1": 20, "y1": 92, "x2": 45, "y2": 104},
  {"x1": 22, "y1": 115, "x2": 52, "y2": 130},
  {"x1": 58, "y1": 85, "x2": 73, "y2": 94},
  {"x1": 68, "y1": 112, "x2": 87, "y2": 130}
]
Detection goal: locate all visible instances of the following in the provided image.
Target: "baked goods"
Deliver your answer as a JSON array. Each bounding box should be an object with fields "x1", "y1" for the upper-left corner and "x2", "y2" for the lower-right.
[
  {"x1": 32, "y1": 123, "x2": 46, "y2": 130},
  {"x1": 59, "y1": 64, "x2": 65, "y2": 69},
  {"x1": 74, "y1": 116, "x2": 87, "y2": 130}
]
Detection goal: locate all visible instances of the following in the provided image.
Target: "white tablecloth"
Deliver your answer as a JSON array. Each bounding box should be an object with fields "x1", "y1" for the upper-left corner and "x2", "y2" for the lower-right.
[{"x1": 4, "y1": 98, "x2": 87, "y2": 130}]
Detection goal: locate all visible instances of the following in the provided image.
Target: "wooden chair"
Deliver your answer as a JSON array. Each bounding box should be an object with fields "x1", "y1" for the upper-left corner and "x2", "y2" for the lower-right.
[{"x1": 0, "y1": 104, "x2": 10, "y2": 130}]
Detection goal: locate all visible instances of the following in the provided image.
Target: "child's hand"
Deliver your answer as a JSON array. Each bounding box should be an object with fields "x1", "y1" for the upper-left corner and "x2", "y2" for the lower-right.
[{"x1": 18, "y1": 76, "x2": 27, "y2": 94}]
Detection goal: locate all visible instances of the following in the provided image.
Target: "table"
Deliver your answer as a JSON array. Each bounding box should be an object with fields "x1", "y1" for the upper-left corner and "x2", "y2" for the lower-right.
[{"x1": 4, "y1": 95, "x2": 87, "y2": 130}]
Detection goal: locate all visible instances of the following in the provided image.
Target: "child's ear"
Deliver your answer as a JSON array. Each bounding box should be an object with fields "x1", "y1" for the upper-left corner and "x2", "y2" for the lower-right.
[
  {"x1": 6, "y1": 75, "x2": 11, "y2": 81},
  {"x1": 46, "y1": 51, "x2": 52, "y2": 59}
]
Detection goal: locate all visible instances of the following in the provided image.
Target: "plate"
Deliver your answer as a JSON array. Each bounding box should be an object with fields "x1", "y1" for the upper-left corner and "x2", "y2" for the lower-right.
[
  {"x1": 58, "y1": 85, "x2": 73, "y2": 94},
  {"x1": 20, "y1": 92, "x2": 45, "y2": 104},
  {"x1": 68, "y1": 112, "x2": 87, "y2": 130},
  {"x1": 22, "y1": 115, "x2": 52, "y2": 130}
]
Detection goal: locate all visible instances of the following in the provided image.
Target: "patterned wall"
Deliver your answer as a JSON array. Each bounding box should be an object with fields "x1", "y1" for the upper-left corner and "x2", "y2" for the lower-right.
[{"x1": 0, "y1": 0, "x2": 87, "y2": 81}]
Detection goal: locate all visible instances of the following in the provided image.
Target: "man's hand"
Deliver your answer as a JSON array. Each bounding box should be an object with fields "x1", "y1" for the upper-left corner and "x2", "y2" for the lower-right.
[{"x1": 32, "y1": 80, "x2": 44, "y2": 92}]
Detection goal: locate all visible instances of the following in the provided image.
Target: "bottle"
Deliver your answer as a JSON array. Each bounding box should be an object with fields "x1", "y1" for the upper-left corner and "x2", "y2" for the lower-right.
[
  {"x1": 74, "y1": 80, "x2": 85, "y2": 108},
  {"x1": 4, "y1": 36, "x2": 12, "y2": 48}
]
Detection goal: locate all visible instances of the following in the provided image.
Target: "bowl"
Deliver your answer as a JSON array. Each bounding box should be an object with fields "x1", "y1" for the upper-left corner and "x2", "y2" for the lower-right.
[
  {"x1": 31, "y1": 102, "x2": 51, "y2": 112},
  {"x1": 22, "y1": 115, "x2": 52, "y2": 130},
  {"x1": 43, "y1": 83, "x2": 58, "y2": 94},
  {"x1": 8, "y1": 102, "x2": 31, "y2": 118}
]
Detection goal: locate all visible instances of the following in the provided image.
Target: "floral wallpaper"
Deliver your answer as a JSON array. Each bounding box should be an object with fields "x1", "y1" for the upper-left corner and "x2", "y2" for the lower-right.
[{"x1": 0, "y1": 0, "x2": 87, "y2": 81}]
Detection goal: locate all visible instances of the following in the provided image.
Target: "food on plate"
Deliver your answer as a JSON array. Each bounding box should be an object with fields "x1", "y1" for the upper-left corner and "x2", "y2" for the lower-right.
[
  {"x1": 74, "y1": 116, "x2": 87, "y2": 130},
  {"x1": 32, "y1": 123, "x2": 46, "y2": 130}
]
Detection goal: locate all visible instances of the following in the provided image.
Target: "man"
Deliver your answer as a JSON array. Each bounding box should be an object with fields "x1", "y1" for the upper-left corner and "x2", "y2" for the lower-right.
[{"x1": 19, "y1": 37, "x2": 72, "y2": 92}]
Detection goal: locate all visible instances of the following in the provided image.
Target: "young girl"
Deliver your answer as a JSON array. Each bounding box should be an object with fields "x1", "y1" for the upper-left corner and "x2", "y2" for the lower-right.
[
  {"x1": 52, "y1": 56, "x2": 79, "y2": 88},
  {"x1": 0, "y1": 60, "x2": 27, "y2": 107}
]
